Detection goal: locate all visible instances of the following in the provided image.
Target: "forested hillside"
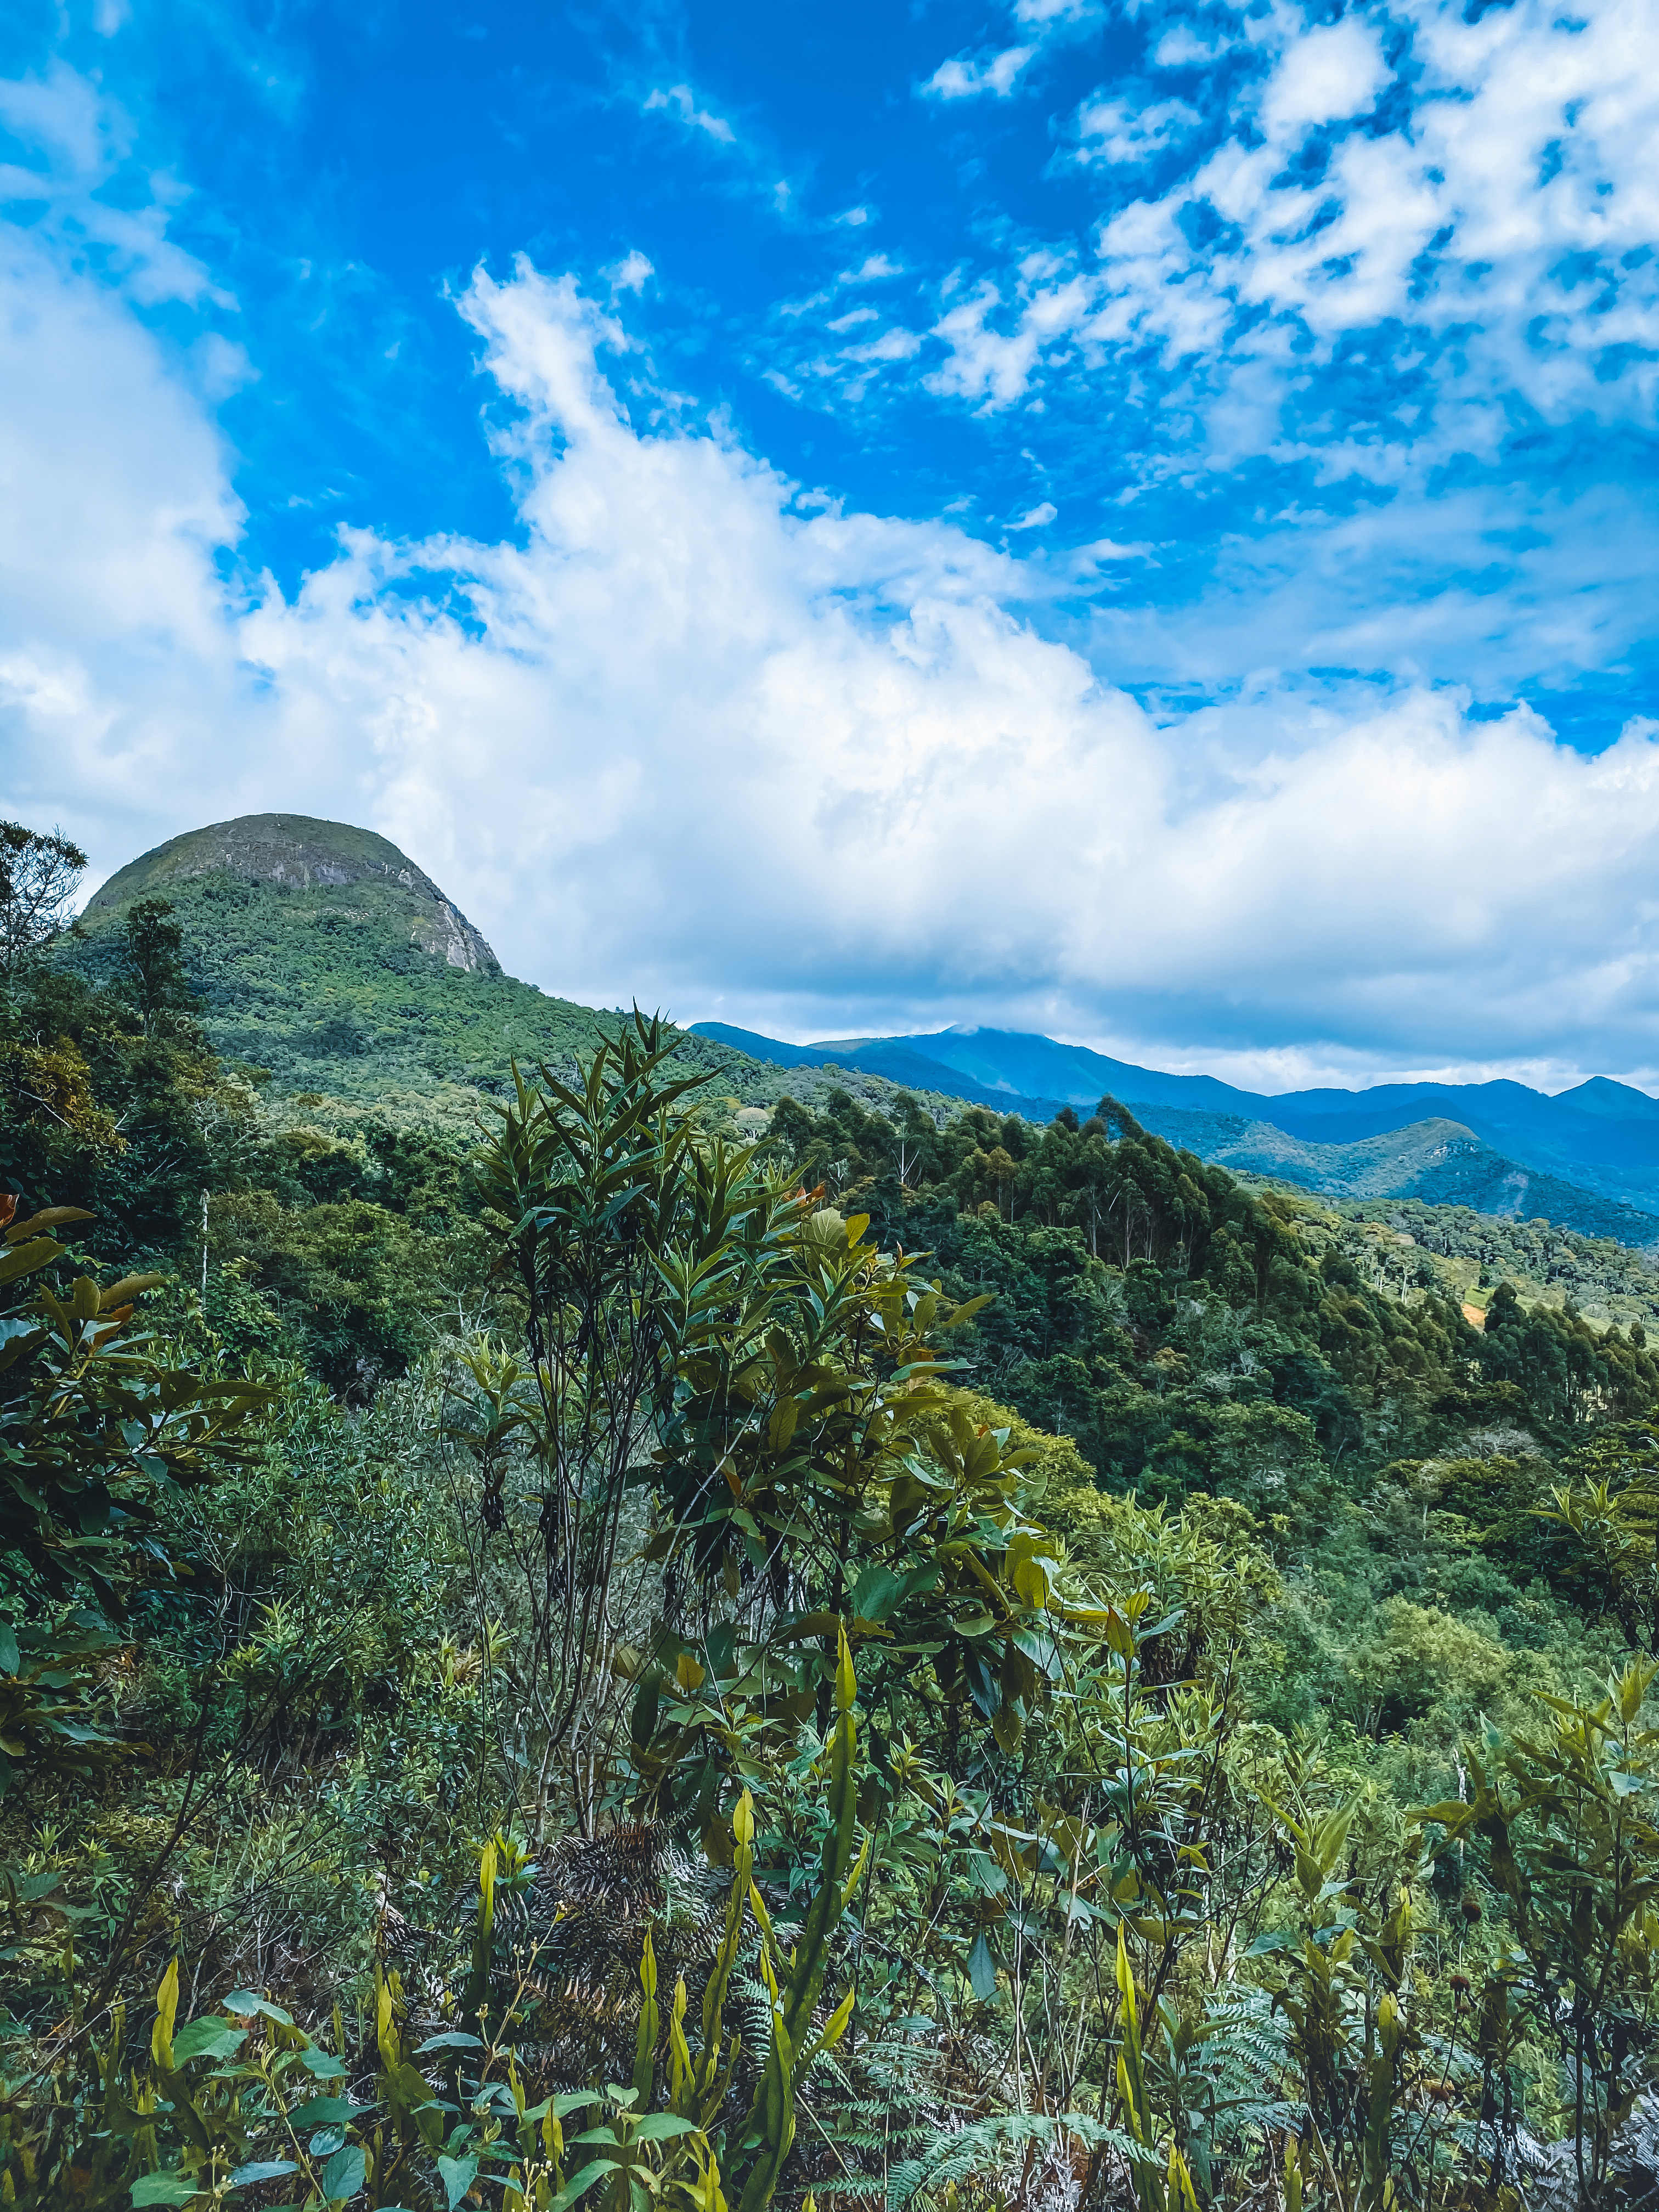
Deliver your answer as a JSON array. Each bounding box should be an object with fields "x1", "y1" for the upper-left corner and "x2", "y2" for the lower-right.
[
  {"x1": 64, "y1": 816, "x2": 969, "y2": 1129},
  {"x1": 696, "y1": 1024, "x2": 1659, "y2": 1240},
  {"x1": 7, "y1": 816, "x2": 1659, "y2": 2211}
]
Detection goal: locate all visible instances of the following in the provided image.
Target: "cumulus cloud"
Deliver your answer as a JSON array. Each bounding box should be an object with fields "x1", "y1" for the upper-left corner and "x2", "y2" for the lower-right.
[
  {"x1": 1072, "y1": 93, "x2": 1201, "y2": 167},
  {"x1": 923, "y1": 46, "x2": 1036, "y2": 100},
  {"x1": 929, "y1": 259, "x2": 1093, "y2": 406},
  {"x1": 603, "y1": 250, "x2": 653, "y2": 296},
  {"x1": 0, "y1": 229, "x2": 255, "y2": 860},
  {"x1": 923, "y1": 0, "x2": 1105, "y2": 101},
  {"x1": 7, "y1": 222, "x2": 1659, "y2": 1079},
  {"x1": 1150, "y1": 25, "x2": 1230, "y2": 67},
  {"x1": 1257, "y1": 18, "x2": 1389, "y2": 142},
  {"x1": 840, "y1": 326, "x2": 923, "y2": 364},
  {"x1": 930, "y1": 0, "x2": 1659, "y2": 444}
]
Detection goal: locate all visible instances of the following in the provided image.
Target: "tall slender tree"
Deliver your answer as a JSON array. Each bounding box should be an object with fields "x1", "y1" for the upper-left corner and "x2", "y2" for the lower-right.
[
  {"x1": 117, "y1": 896, "x2": 195, "y2": 1036},
  {"x1": 0, "y1": 819, "x2": 87, "y2": 984}
]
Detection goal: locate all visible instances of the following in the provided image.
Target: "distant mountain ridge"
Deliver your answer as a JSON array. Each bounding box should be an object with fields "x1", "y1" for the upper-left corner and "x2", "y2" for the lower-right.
[
  {"x1": 690, "y1": 1020, "x2": 1659, "y2": 1240},
  {"x1": 69, "y1": 818, "x2": 1659, "y2": 1246}
]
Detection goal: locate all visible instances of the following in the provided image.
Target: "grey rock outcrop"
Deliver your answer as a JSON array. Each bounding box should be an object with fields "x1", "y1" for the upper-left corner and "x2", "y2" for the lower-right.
[{"x1": 84, "y1": 812, "x2": 500, "y2": 973}]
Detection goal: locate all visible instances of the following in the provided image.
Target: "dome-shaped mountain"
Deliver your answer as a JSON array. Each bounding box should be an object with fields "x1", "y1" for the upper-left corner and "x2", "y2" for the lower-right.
[
  {"x1": 84, "y1": 812, "x2": 499, "y2": 974},
  {"x1": 61, "y1": 811, "x2": 616, "y2": 1102},
  {"x1": 54, "y1": 812, "x2": 950, "y2": 1124}
]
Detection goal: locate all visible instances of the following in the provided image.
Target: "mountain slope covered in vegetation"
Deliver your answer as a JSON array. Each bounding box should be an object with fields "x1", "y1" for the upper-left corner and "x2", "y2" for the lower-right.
[
  {"x1": 699, "y1": 1018, "x2": 1659, "y2": 1229},
  {"x1": 8, "y1": 811, "x2": 1659, "y2": 2212},
  {"x1": 68, "y1": 816, "x2": 971, "y2": 1126},
  {"x1": 71, "y1": 819, "x2": 1659, "y2": 1244}
]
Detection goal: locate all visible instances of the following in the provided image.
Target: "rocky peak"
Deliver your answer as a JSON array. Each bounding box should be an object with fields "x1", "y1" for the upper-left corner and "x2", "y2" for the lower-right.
[{"x1": 84, "y1": 812, "x2": 500, "y2": 974}]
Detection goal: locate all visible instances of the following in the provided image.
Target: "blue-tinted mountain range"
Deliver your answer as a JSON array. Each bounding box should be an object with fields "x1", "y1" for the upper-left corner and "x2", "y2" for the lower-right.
[{"x1": 691, "y1": 1022, "x2": 1659, "y2": 1234}]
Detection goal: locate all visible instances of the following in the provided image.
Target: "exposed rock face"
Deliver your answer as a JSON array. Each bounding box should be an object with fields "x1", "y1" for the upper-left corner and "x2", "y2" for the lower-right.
[{"x1": 84, "y1": 813, "x2": 500, "y2": 974}]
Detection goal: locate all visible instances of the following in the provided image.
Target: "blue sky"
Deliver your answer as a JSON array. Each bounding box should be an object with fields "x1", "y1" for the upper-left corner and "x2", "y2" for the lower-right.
[{"x1": 2, "y1": 0, "x2": 1658, "y2": 1088}]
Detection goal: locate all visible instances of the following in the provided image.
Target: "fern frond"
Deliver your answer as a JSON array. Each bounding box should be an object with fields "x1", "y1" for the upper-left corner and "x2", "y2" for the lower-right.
[{"x1": 887, "y1": 2112, "x2": 1136, "y2": 2212}]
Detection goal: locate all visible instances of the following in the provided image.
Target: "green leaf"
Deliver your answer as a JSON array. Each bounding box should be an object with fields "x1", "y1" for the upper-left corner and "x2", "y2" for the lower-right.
[
  {"x1": 415, "y1": 2029, "x2": 485, "y2": 2053},
  {"x1": 224, "y1": 1990, "x2": 294, "y2": 2025},
  {"x1": 967, "y1": 1932, "x2": 998, "y2": 2000},
  {"x1": 321, "y1": 2142, "x2": 368, "y2": 2201},
  {"x1": 9, "y1": 1870, "x2": 62, "y2": 1903},
  {"x1": 436, "y1": 2151, "x2": 481, "y2": 2209},
  {"x1": 301, "y1": 2046, "x2": 349, "y2": 2080},
  {"x1": 131, "y1": 2175, "x2": 201, "y2": 2207},
  {"x1": 632, "y1": 2114, "x2": 701, "y2": 2142},
  {"x1": 851, "y1": 1564, "x2": 906, "y2": 1625},
  {"x1": 388, "y1": 2058, "x2": 440, "y2": 2125},
  {"x1": 549, "y1": 2161, "x2": 620, "y2": 2212},
  {"x1": 630, "y1": 1673, "x2": 660, "y2": 1746},
  {"x1": 292, "y1": 2096, "x2": 363, "y2": 2125},
  {"x1": 0, "y1": 1622, "x2": 16, "y2": 1675},
  {"x1": 172, "y1": 2018, "x2": 247, "y2": 2063},
  {"x1": 229, "y1": 2160, "x2": 301, "y2": 2186},
  {"x1": 0, "y1": 1238, "x2": 64, "y2": 1286}
]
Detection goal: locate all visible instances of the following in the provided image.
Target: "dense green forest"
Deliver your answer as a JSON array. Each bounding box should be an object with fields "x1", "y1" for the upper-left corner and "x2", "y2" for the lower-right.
[
  {"x1": 7, "y1": 820, "x2": 1659, "y2": 2212},
  {"x1": 1126, "y1": 1107, "x2": 1659, "y2": 1249}
]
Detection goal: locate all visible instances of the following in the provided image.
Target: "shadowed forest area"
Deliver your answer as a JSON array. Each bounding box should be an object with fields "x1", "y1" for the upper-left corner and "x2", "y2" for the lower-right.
[{"x1": 8, "y1": 819, "x2": 1659, "y2": 2212}]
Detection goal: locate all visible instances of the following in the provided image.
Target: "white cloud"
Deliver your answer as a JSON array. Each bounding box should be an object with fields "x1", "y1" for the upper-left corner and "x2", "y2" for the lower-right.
[
  {"x1": 1151, "y1": 25, "x2": 1229, "y2": 67},
  {"x1": 926, "y1": 0, "x2": 1106, "y2": 96},
  {"x1": 1010, "y1": 501, "x2": 1057, "y2": 528},
  {"x1": 925, "y1": 0, "x2": 1659, "y2": 442},
  {"x1": 1071, "y1": 537, "x2": 1154, "y2": 570},
  {"x1": 842, "y1": 253, "x2": 902, "y2": 283},
  {"x1": 929, "y1": 264, "x2": 1093, "y2": 405},
  {"x1": 604, "y1": 250, "x2": 653, "y2": 296},
  {"x1": 1088, "y1": 470, "x2": 1659, "y2": 703},
  {"x1": 842, "y1": 326, "x2": 923, "y2": 363},
  {"x1": 191, "y1": 330, "x2": 255, "y2": 399},
  {"x1": 1073, "y1": 93, "x2": 1201, "y2": 166},
  {"x1": 923, "y1": 46, "x2": 1036, "y2": 100},
  {"x1": 9, "y1": 226, "x2": 1659, "y2": 1073},
  {"x1": 0, "y1": 223, "x2": 281, "y2": 865},
  {"x1": 1258, "y1": 18, "x2": 1389, "y2": 142},
  {"x1": 642, "y1": 84, "x2": 735, "y2": 144},
  {"x1": 922, "y1": 0, "x2": 1107, "y2": 105},
  {"x1": 1093, "y1": 0, "x2": 1659, "y2": 410},
  {"x1": 0, "y1": 61, "x2": 231, "y2": 309},
  {"x1": 0, "y1": 60, "x2": 114, "y2": 175},
  {"x1": 1015, "y1": 0, "x2": 1104, "y2": 21}
]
